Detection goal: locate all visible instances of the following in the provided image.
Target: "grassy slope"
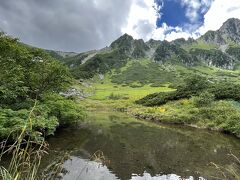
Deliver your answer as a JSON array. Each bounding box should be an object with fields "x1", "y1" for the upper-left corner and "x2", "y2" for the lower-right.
[
  {"x1": 78, "y1": 59, "x2": 240, "y2": 102},
  {"x1": 76, "y1": 59, "x2": 240, "y2": 137},
  {"x1": 75, "y1": 73, "x2": 173, "y2": 103},
  {"x1": 182, "y1": 40, "x2": 218, "y2": 51}
]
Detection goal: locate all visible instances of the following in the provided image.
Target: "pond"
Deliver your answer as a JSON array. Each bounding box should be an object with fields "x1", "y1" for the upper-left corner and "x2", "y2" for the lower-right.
[{"x1": 41, "y1": 111, "x2": 240, "y2": 180}]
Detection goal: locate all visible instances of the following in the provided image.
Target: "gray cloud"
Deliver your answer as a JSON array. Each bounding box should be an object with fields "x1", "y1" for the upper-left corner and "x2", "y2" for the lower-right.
[
  {"x1": 227, "y1": 6, "x2": 240, "y2": 12},
  {"x1": 0, "y1": 0, "x2": 133, "y2": 52},
  {"x1": 133, "y1": 20, "x2": 154, "y2": 40}
]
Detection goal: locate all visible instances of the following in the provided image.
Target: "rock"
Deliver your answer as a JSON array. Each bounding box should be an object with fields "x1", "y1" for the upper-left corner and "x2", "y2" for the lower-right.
[
  {"x1": 99, "y1": 74, "x2": 104, "y2": 80},
  {"x1": 56, "y1": 173, "x2": 64, "y2": 179},
  {"x1": 59, "y1": 88, "x2": 89, "y2": 98}
]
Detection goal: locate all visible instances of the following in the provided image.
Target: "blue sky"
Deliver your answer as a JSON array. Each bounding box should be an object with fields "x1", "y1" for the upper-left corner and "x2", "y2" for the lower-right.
[
  {"x1": 155, "y1": 0, "x2": 212, "y2": 32},
  {"x1": 156, "y1": 0, "x2": 189, "y2": 27}
]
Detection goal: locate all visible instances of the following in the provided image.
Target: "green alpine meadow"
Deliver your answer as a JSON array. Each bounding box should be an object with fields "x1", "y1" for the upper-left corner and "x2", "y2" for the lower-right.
[{"x1": 0, "y1": 3, "x2": 240, "y2": 179}]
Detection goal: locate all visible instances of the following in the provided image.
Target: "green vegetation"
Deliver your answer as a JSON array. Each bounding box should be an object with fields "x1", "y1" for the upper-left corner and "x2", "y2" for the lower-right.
[
  {"x1": 226, "y1": 46, "x2": 240, "y2": 60},
  {"x1": 154, "y1": 41, "x2": 193, "y2": 65},
  {"x1": 0, "y1": 105, "x2": 47, "y2": 180},
  {"x1": 131, "y1": 98, "x2": 240, "y2": 136},
  {"x1": 192, "y1": 91, "x2": 215, "y2": 107},
  {"x1": 189, "y1": 48, "x2": 234, "y2": 69},
  {"x1": 74, "y1": 71, "x2": 240, "y2": 142},
  {"x1": 0, "y1": 104, "x2": 58, "y2": 140},
  {"x1": 63, "y1": 53, "x2": 88, "y2": 67},
  {"x1": 71, "y1": 50, "x2": 128, "y2": 79},
  {"x1": 111, "y1": 60, "x2": 179, "y2": 86},
  {"x1": 135, "y1": 75, "x2": 240, "y2": 136},
  {"x1": 0, "y1": 33, "x2": 85, "y2": 140},
  {"x1": 45, "y1": 50, "x2": 64, "y2": 61},
  {"x1": 0, "y1": 104, "x2": 66, "y2": 180},
  {"x1": 80, "y1": 73, "x2": 173, "y2": 101},
  {"x1": 131, "y1": 39, "x2": 149, "y2": 58},
  {"x1": 74, "y1": 53, "x2": 240, "y2": 138},
  {"x1": 183, "y1": 40, "x2": 217, "y2": 50},
  {"x1": 136, "y1": 75, "x2": 240, "y2": 106}
]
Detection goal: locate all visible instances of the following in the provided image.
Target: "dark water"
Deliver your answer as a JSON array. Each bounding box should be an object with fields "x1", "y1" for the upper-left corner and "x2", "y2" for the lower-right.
[{"x1": 41, "y1": 111, "x2": 240, "y2": 180}]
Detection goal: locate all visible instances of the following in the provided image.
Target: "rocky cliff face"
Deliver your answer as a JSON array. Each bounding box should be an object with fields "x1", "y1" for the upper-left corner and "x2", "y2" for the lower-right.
[
  {"x1": 190, "y1": 49, "x2": 235, "y2": 69},
  {"x1": 200, "y1": 18, "x2": 240, "y2": 45},
  {"x1": 219, "y1": 18, "x2": 240, "y2": 43},
  {"x1": 153, "y1": 41, "x2": 194, "y2": 66},
  {"x1": 199, "y1": 30, "x2": 226, "y2": 45}
]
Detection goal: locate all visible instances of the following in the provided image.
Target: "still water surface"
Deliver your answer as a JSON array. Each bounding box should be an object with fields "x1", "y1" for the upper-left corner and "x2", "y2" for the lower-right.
[{"x1": 42, "y1": 111, "x2": 240, "y2": 180}]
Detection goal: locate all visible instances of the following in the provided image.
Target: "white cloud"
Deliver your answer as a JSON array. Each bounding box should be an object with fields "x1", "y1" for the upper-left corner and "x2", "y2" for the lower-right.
[
  {"x1": 164, "y1": 0, "x2": 240, "y2": 41},
  {"x1": 122, "y1": 0, "x2": 182, "y2": 41},
  {"x1": 121, "y1": 0, "x2": 160, "y2": 40},
  {"x1": 165, "y1": 29, "x2": 198, "y2": 41},
  {"x1": 181, "y1": 0, "x2": 202, "y2": 22},
  {"x1": 122, "y1": 0, "x2": 208, "y2": 42},
  {"x1": 180, "y1": 0, "x2": 213, "y2": 23},
  {"x1": 122, "y1": 0, "x2": 240, "y2": 43},
  {"x1": 198, "y1": 0, "x2": 240, "y2": 34}
]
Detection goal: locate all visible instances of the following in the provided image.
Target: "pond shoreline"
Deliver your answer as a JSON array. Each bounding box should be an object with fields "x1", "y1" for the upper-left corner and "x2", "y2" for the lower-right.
[
  {"x1": 122, "y1": 110, "x2": 240, "y2": 139},
  {"x1": 82, "y1": 98, "x2": 240, "y2": 139}
]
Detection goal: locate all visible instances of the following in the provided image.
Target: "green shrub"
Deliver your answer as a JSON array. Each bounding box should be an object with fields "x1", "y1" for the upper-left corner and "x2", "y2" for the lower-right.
[
  {"x1": 192, "y1": 91, "x2": 215, "y2": 107},
  {"x1": 136, "y1": 75, "x2": 210, "y2": 106},
  {"x1": 108, "y1": 93, "x2": 122, "y2": 100},
  {"x1": 150, "y1": 82, "x2": 166, "y2": 87},
  {"x1": 0, "y1": 106, "x2": 58, "y2": 140},
  {"x1": 0, "y1": 93, "x2": 86, "y2": 140},
  {"x1": 137, "y1": 75, "x2": 240, "y2": 107},
  {"x1": 43, "y1": 93, "x2": 86, "y2": 126},
  {"x1": 198, "y1": 101, "x2": 240, "y2": 136},
  {"x1": 210, "y1": 82, "x2": 240, "y2": 101},
  {"x1": 0, "y1": 33, "x2": 71, "y2": 109}
]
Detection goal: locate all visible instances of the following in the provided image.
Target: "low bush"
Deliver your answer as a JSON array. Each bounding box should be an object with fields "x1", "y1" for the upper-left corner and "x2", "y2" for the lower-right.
[
  {"x1": 210, "y1": 82, "x2": 240, "y2": 101},
  {"x1": 43, "y1": 93, "x2": 86, "y2": 126},
  {"x1": 192, "y1": 91, "x2": 215, "y2": 107},
  {"x1": 0, "y1": 106, "x2": 58, "y2": 141},
  {"x1": 108, "y1": 93, "x2": 122, "y2": 100},
  {"x1": 0, "y1": 94, "x2": 86, "y2": 141},
  {"x1": 198, "y1": 101, "x2": 240, "y2": 135},
  {"x1": 136, "y1": 75, "x2": 240, "y2": 107}
]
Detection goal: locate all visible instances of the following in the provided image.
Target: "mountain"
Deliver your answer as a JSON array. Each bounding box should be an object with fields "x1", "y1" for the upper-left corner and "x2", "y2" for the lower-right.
[
  {"x1": 110, "y1": 33, "x2": 150, "y2": 58},
  {"x1": 48, "y1": 18, "x2": 240, "y2": 86},
  {"x1": 200, "y1": 18, "x2": 240, "y2": 45},
  {"x1": 45, "y1": 50, "x2": 78, "y2": 60},
  {"x1": 19, "y1": 41, "x2": 78, "y2": 60}
]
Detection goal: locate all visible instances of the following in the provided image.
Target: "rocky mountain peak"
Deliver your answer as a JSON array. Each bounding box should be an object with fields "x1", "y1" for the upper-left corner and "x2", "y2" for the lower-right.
[
  {"x1": 146, "y1": 39, "x2": 161, "y2": 48},
  {"x1": 199, "y1": 18, "x2": 240, "y2": 45},
  {"x1": 219, "y1": 18, "x2": 240, "y2": 34},
  {"x1": 110, "y1": 33, "x2": 134, "y2": 49}
]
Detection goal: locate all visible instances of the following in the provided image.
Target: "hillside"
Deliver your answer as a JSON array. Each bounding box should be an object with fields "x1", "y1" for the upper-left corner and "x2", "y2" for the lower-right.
[{"x1": 59, "y1": 18, "x2": 240, "y2": 89}]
